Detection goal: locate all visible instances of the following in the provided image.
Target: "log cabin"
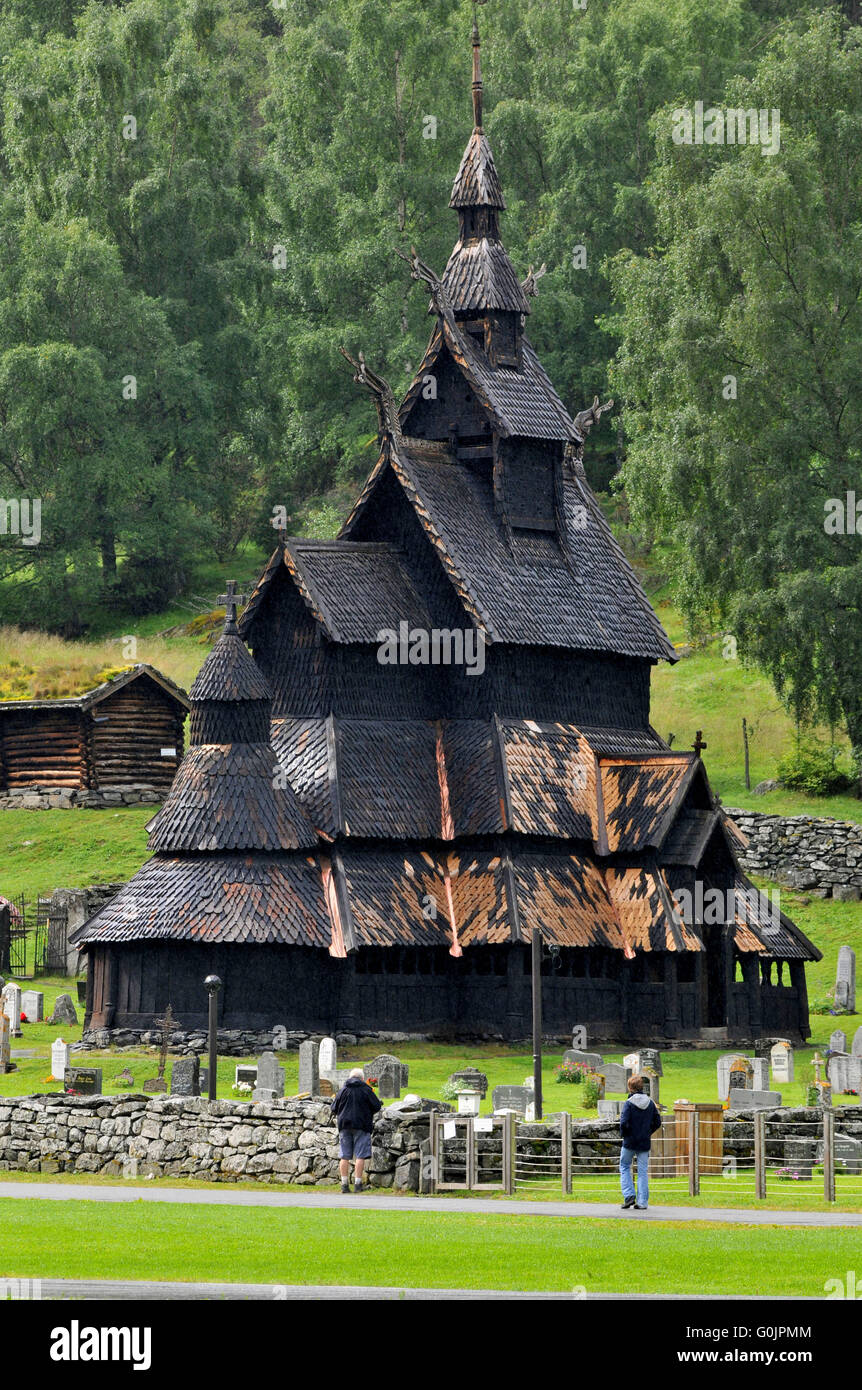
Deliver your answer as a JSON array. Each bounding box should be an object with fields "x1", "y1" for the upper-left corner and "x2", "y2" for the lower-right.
[
  {"x1": 0, "y1": 665, "x2": 189, "y2": 802},
  {"x1": 71, "y1": 21, "x2": 820, "y2": 1043}
]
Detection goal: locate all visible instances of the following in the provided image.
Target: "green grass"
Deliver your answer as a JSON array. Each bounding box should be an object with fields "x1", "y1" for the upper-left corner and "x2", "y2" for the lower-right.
[
  {"x1": 0, "y1": 808, "x2": 154, "y2": 904},
  {"x1": 0, "y1": 1199, "x2": 854, "y2": 1294}
]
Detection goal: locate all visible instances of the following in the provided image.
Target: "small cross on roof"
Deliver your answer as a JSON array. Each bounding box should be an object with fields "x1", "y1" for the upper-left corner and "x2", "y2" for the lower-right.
[{"x1": 218, "y1": 580, "x2": 248, "y2": 630}]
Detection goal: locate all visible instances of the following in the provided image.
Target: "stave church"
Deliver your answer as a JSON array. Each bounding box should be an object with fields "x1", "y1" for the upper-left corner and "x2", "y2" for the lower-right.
[{"x1": 71, "y1": 20, "x2": 819, "y2": 1044}]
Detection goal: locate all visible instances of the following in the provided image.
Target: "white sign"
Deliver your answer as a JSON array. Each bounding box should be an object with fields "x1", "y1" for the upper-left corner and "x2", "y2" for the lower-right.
[
  {"x1": 160, "y1": 747, "x2": 177, "y2": 758},
  {"x1": 474, "y1": 1117, "x2": 493, "y2": 1133},
  {"x1": 442, "y1": 1120, "x2": 457, "y2": 1141}
]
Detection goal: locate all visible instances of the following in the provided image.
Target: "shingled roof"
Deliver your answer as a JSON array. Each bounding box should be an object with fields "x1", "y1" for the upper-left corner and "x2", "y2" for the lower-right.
[{"x1": 283, "y1": 539, "x2": 433, "y2": 643}]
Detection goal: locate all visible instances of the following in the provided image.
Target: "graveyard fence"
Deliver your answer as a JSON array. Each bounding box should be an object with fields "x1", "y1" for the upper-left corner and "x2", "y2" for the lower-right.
[
  {"x1": 428, "y1": 1104, "x2": 862, "y2": 1204},
  {"x1": 1, "y1": 897, "x2": 68, "y2": 978}
]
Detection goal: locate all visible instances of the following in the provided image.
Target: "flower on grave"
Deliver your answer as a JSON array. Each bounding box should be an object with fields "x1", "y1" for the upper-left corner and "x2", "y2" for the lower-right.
[
  {"x1": 20, "y1": 1013, "x2": 26, "y2": 1024},
  {"x1": 231, "y1": 1081, "x2": 253, "y2": 1094},
  {"x1": 367, "y1": 1077, "x2": 378, "y2": 1087}
]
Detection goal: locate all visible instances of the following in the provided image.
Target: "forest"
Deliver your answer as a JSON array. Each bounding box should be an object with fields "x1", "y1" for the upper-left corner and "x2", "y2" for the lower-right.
[{"x1": 0, "y1": 0, "x2": 859, "y2": 770}]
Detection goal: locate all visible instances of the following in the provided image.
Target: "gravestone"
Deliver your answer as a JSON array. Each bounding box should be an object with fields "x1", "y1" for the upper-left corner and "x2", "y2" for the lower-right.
[
  {"x1": 783, "y1": 1137, "x2": 816, "y2": 1180},
  {"x1": 492, "y1": 1085, "x2": 531, "y2": 1116},
  {"x1": 378, "y1": 1063, "x2": 402, "y2": 1100},
  {"x1": 332, "y1": 1068, "x2": 353, "y2": 1091},
  {"x1": 597, "y1": 1099, "x2": 623, "y2": 1120},
  {"x1": 828, "y1": 1052, "x2": 850, "y2": 1093},
  {"x1": 835, "y1": 946, "x2": 856, "y2": 1013},
  {"x1": 20, "y1": 991, "x2": 43, "y2": 1024},
  {"x1": 234, "y1": 1065, "x2": 257, "y2": 1088},
  {"x1": 599, "y1": 1062, "x2": 630, "y2": 1095},
  {"x1": 170, "y1": 1056, "x2": 200, "y2": 1097},
  {"x1": 318, "y1": 1037, "x2": 338, "y2": 1080},
  {"x1": 852, "y1": 1027, "x2": 862, "y2": 1059},
  {"x1": 727, "y1": 1090, "x2": 781, "y2": 1110},
  {"x1": 640, "y1": 1067, "x2": 659, "y2": 1104},
  {"x1": 447, "y1": 1068, "x2": 488, "y2": 1099},
  {"x1": 623, "y1": 1051, "x2": 640, "y2": 1071},
  {"x1": 117, "y1": 1067, "x2": 135, "y2": 1087},
  {"x1": 0, "y1": 1013, "x2": 10, "y2": 1074},
  {"x1": 637, "y1": 1047, "x2": 663, "y2": 1077},
  {"x1": 770, "y1": 1041, "x2": 794, "y2": 1085},
  {"x1": 817, "y1": 1134, "x2": 862, "y2": 1174},
  {"x1": 143, "y1": 1077, "x2": 167, "y2": 1094},
  {"x1": 830, "y1": 1030, "x2": 848, "y2": 1055},
  {"x1": 728, "y1": 1056, "x2": 754, "y2": 1095},
  {"x1": 751, "y1": 1057, "x2": 770, "y2": 1091},
  {"x1": 2, "y1": 984, "x2": 22, "y2": 1037},
  {"x1": 562, "y1": 1049, "x2": 603, "y2": 1071},
  {"x1": 64, "y1": 1066, "x2": 102, "y2": 1095},
  {"x1": 48, "y1": 993, "x2": 78, "y2": 1027},
  {"x1": 253, "y1": 1051, "x2": 285, "y2": 1103},
  {"x1": 50, "y1": 1038, "x2": 70, "y2": 1081},
  {"x1": 199, "y1": 1067, "x2": 210, "y2": 1093},
  {"x1": 298, "y1": 1039, "x2": 319, "y2": 1095},
  {"x1": 364, "y1": 1054, "x2": 409, "y2": 1087}
]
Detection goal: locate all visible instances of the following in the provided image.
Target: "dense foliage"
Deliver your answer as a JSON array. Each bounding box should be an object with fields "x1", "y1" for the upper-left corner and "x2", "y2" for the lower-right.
[{"x1": 0, "y1": 0, "x2": 858, "y2": 790}]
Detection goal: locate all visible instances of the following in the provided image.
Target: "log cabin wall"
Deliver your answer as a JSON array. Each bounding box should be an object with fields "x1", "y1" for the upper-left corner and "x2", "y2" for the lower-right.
[
  {"x1": 0, "y1": 708, "x2": 85, "y2": 789},
  {"x1": 90, "y1": 682, "x2": 184, "y2": 792}
]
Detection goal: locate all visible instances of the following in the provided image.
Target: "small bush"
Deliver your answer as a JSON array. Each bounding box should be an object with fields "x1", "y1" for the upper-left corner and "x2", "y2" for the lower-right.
[
  {"x1": 581, "y1": 1072, "x2": 603, "y2": 1109},
  {"x1": 776, "y1": 740, "x2": 854, "y2": 796},
  {"x1": 554, "y1": 1061, "x2": 585, "y2": 1085}
]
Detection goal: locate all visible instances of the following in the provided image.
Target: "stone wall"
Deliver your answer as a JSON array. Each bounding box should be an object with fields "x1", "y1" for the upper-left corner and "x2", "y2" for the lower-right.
[
  {"x1": 727, "y1": 808, "x2": 862, "y2": 900},
  {"x1": 77, "y1": 1027, "x2": 439, "y2": 1056},
  {"x1": 0, "y1": 1094, "x2": 432, "y2": 1190},
  {"x1": 0, "y1": 786, "x2": 163, "y2": 810},
  {"x1": 2, "y1": 1094, "x2": 858, "y2": 1191}
]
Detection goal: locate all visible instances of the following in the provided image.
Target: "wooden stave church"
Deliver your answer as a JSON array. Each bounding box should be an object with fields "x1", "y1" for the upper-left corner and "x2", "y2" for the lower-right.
[{"x1": 72, "y1": 22, "x2": 819, "y2": 1044}]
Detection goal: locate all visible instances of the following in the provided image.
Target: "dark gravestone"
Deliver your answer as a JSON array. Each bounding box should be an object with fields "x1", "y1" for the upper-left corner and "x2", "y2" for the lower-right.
[
  {"x1": 171, "y1": 1056, "x2": 200, "y2": 1097},
  {"x1": 253, "y1": 1051, "x2": 285, "y2": 1103},
  {"x1": 64, "y1": 1067, "x2": 102, "y2": 1096},
  {"x1": 364, "y1": 1054, "x2": 409, "y2": 1088},
  {"x1": 491, "y1": 1085, "x2": 530, "y2": 1115},
  {"x1": 448, "y1": 1067, "x2": 489, "y2": 1099},
  {"x1": 199, "y1": 1067, "x2": 210, "y2": 1094},
  {"x1": 143, "y1": 1077, "x2": 167, "y2": 1094},
  {"x1": 48, "y1": 994, "x2": 78, "y2": 1027}
]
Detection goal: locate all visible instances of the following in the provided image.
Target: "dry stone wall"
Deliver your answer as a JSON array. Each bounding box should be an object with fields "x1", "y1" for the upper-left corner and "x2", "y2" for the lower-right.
[{"x1": 727, "y1": 808, "x2": 862, "y2": 899}]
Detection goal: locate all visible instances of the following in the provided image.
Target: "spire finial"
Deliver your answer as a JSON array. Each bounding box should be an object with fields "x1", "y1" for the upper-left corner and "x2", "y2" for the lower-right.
[
  {"x1": 471, "y1": 0, "x2": 487, "y2": 130},
  {"x1": 218, "y1": 579, "x2": 248, "y2": 634}
]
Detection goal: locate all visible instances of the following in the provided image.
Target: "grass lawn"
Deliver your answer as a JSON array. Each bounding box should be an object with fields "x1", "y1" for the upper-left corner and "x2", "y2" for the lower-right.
[{"x1": 0, "y1": 1198, "x2": 855, "y2": 1294}]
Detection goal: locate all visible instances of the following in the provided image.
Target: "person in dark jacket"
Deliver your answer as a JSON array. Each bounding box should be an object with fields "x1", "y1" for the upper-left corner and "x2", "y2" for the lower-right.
[
  {"x1": 331, "y1": 1069, "x2": 383, "y2": 1194},
  {"x1": 619, "y1": 1074, "x2": 662, "y2": 1210}
]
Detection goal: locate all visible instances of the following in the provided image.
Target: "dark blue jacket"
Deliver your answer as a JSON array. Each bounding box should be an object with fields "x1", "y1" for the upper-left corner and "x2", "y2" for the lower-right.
[
  {"x1": 620, "y1": 1094, "x2": 662, "y2": 1152},
  {"x1": 331, "y1": 1077, "x2": 382, "y2": 1133}
]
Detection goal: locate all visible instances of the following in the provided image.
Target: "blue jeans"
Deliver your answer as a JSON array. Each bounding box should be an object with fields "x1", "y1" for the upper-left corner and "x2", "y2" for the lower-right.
[{"x1": 620, "y1": 1147, "x2": 649, "y2": 1206}]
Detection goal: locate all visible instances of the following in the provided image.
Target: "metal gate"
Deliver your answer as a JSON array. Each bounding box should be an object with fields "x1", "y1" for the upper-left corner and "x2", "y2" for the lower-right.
[
  {"x1": 0, "y1": 896, "x2": 28, "y2": 976},
  {"x1": 34, "y1": 899, "x2": 68, "y2": 976}
]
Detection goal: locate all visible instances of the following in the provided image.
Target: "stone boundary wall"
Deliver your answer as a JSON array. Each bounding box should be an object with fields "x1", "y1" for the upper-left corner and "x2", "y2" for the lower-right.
[
  {"x1": 2, "y1": 1095, "x2": 858, "y2": 1191},
  {"x1": 727, "y1": 808, "x2": 862, "y2": 900},
  {"x1": 78, "y1": 1027, "x2": 456, "y2": 1056},
  {"x1": 0, "y1": 786, "x2": 162, "y2": 810},
  {"x1": 0, "y1": 1095, "x2": 432, "y2": 1190}
]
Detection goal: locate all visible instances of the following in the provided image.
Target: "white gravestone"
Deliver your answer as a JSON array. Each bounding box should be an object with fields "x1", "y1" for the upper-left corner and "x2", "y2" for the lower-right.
[
  {"x1": 21, "y1": 991, "x2": 43, "y2": 1024},
  {"x1": 51, "y1": 1038, "x2": 71, "y2": 1081},
  {"x1": 752, "y1": 1057, "x2": 770, "y2": 1090},
  {"x1": 0, "y1": 1013, "x2": 10, "y2": 1074},
  {"x1": 770, "y1": 1041, "x2": 794, "y2": 1084},
  {"x1": 318, "y1": 1037, "x2": 337, "y2": 1080},
  {"x1": 2, "y1": 984, "x2": 21, "y2": 1037},
  {"x1": 830, "y1": 1030, "x2": 847, "y2": 1055}
]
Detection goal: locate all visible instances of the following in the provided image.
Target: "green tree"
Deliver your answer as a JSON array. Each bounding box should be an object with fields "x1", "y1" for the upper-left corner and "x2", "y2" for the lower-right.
[{"x1": 610, "y1": 11, "x2": 862, "y2": 783}]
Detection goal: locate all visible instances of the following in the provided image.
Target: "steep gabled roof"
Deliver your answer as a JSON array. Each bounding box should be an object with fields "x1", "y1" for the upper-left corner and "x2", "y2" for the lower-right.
[
  {"x1": 0, "y1": 663, "x2": 189, "y2": 714},
  {"x1": 400, "y1": 321, "x2": 578, "y2": 442},
  {"x1": 283, "y1": 539, "x2": 433, "y2": 643}
]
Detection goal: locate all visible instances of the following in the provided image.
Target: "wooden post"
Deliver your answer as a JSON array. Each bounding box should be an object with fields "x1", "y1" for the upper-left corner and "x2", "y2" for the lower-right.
[
  {"x1": 742, "y1": 717, "x2": 750, "y2": 792},
  {"x1": 466, "y1": 1115, "x2": 476, "y2": 1191},
  {"x1": 688, "y1": 1109, "x2": 699, "y2": 1196},
  {"x1": 502, "y1": 1111, "x2": 514, "y2": 1194},
  {"x1": 561, "y1": 1109, "x2": 572, "y2": 1195},
  {"x1": 754, "y1": 1110, "x2": 766, "y2": 1199},
  {"x1": 823, "y1": 1109, "x2": 836, "y2": 1203},
  {"x1": 430, "y1": 1111, "x2": 439, "y2": 1194},
  {"x1": 531, "y1": 928, "x2": 543, "y2": 1120}
]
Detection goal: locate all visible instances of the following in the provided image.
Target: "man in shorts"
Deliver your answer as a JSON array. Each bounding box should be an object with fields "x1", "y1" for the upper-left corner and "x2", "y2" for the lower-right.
[{"x1": 331, "y1": 1067, "x2": 383, "y2": 1194}]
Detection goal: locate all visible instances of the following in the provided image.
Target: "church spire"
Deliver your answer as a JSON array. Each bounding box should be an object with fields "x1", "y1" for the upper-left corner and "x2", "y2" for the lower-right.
[{"x1": 443, "y1": 6, "x2": 529, "y2": 366}]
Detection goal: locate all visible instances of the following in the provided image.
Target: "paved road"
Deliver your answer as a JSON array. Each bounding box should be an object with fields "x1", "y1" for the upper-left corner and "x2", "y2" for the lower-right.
[
  {"x1": 0, "y1": 1181, "x2": 858, "y2": 1226},
  {"x1": 31, "y1": 1279, "x2": 819, "y2": 1301}
]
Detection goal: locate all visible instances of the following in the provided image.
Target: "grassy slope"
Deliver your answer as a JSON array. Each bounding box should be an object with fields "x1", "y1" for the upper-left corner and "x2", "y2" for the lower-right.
[{"x1": 0, "y1": 1199, "x2": 854, "y2": 1293}]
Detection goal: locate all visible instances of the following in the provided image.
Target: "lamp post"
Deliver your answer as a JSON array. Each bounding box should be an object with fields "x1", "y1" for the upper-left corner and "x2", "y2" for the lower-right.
[
  {"x1": 204, "y1": 975, "x2": 221, "y2": 1102},
  {"x1": 531, "y1": 929, "x2": 543, "y2": 1120}
]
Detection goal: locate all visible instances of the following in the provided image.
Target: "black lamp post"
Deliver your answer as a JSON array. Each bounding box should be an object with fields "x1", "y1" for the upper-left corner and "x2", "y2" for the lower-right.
[
  {"x1": 531, "y1": 929, "x2": 543, "y2": 1120},
  {"x1": 204, "y1": 975, "x2": 221, "y2": 1101}
]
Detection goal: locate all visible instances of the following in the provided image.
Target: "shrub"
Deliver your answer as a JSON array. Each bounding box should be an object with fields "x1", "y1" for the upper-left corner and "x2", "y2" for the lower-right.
[
  {"x1": 776, "y1": 740, "x2": 854, "y2": 796},
  {"x1": 554, "y1": 1061, "x2": 585, "y2": 1085},
  {"x1": 581, "y1": 1072, "x2": 603, "y2": 1109}
]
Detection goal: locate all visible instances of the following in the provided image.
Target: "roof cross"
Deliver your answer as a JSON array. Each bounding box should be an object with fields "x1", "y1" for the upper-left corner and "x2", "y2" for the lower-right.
[{"x1": 218, "y1": 580, "x2": 248, "y2": 631}]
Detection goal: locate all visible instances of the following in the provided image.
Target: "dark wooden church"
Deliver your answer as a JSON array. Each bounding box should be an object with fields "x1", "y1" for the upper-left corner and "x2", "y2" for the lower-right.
[{"x1": 72, "y1": 22, "x2": 819, "y2": 1043}]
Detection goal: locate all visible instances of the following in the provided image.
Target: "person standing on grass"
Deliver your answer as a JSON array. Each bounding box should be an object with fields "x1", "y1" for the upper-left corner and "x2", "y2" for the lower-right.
[
  {"x1": 619, "y1": 1074, "x2": 661, "y2": 1211},
  {"x1": 331, "y1": 1068, "x2": 382, "y2": 1194}
]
